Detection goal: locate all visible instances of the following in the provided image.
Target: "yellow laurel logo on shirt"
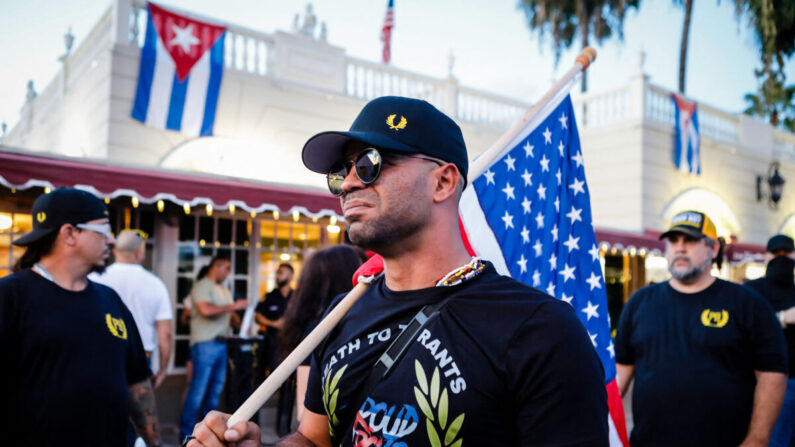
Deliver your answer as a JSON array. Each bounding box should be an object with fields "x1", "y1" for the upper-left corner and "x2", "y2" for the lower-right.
[
  {"x1": 386, "y1": 114, "x2": 407, "y2": 131},
  {"x1": 105, "y1": 313, "x2": 128, "y2": 340},
  {"x1": 36, "y1": 212, "x2": 46, "y2": 223},
  {"x1": 701, "y1": 309, "x2": 729, "y2": 328}
]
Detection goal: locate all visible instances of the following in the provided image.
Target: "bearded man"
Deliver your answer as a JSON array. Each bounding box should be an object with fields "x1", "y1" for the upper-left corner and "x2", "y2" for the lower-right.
[{"x1": 615, "y1": 210, "x2": 788, "y2": 447}]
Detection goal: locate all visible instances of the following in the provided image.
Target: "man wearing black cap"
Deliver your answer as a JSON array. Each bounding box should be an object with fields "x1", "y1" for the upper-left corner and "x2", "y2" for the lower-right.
[
  {"x1": 615, "y1": 210, "x2": 788, "y2": 447},
  {"x1": 187, "y1": 96, "x2": 608, "y2": 446},
  {"x1": 745, "y1": 234, "x2": 795, "y2": 446},
  {"x1": 0, "y1": 187, "x2": 162, "y2": 446}
]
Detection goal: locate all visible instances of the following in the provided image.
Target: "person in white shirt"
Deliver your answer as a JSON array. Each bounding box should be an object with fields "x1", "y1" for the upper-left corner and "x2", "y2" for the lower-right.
[{"x1": 92, "y1": 229, "x2": 174, "y2": 388}]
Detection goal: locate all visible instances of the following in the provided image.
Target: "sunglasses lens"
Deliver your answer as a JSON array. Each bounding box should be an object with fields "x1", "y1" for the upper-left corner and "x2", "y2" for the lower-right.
[
  {"x1": 355, "y1": 149, "x2": 382, "y2": 184},
  {"x1": 327, "y1": 161, "x2": 347, "y2": 196}
]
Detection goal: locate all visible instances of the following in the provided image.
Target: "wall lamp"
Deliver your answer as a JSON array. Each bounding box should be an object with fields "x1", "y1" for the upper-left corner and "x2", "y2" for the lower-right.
[{"x1": 757, "y1": 161, "x2": 786, "y2": 209}]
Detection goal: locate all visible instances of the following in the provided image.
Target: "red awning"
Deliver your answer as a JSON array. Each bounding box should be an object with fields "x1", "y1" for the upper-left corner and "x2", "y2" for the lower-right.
[
  {"x1": 595, "y1": 228, "x2": 665, "y2": 255},
  {"x1": 724, "y1": 241, "x2": 766, "y2": 265},
  {"x1": 0, "y1": 148, "x2": 341, "y2": 218}
]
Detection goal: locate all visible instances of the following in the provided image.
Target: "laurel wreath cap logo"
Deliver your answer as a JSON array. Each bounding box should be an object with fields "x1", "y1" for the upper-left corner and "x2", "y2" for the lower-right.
[
  {"x1": 36, "y1": 212, "x2": 46, "y2": 223},
  {"x1": 386, "y1": 114, "x2": 408, "y2": 131}
]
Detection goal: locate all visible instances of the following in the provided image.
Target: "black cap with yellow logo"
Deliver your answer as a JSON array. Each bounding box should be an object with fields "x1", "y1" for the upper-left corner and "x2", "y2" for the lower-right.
[
  {"x1": 302, "y1": 96, "x2": 469, "y2": 182},
  {"x1": 13, "y1": 187, "x2": 109, "y2": 246},
  {"x1": 659, "y1": 210, "x2": 718, "y2": 241}
]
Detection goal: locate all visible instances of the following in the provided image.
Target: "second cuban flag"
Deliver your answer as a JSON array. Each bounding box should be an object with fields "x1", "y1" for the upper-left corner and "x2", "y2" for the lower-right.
[
  {"x1": 132, "y1": 2, "x2": 226, "y2": 137},
  {"x1": 672, "y1": 93, "x2": 701, "y2": 175}
]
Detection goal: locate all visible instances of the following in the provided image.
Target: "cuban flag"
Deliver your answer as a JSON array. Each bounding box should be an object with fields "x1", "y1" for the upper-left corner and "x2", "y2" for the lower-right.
[
  {"x1": 672, "y1": 93, "x2": 701, "y2": 175},
  {"x1": 459, "y1": 94, "x2": 629, "y2": 446},
  {"x1": 132, "y1": 2, "x2": 226, "y2": 137}
]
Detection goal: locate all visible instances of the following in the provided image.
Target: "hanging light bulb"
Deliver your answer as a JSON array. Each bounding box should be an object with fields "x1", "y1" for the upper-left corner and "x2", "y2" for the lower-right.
[
  {"x1": 104, "y1": 197, "x2": 110, "y2": 204},
  {"x1": 183, "y1": 203, "x2": 191, "y2": 215},
  {"x1": 229, "y1": 204, "x2": 236, "y2": 215},
  {"x1": 131, "y1": 197, "x2": 139, "y2": 208},
  {"x1": 293, "y1": 210, "x2": 300, "y2": 222},
  {"x1": 44, "y1": 187, "x2": 51, "y2": 194},
  {"x1": 156, "y1": 200, "x2": 165, "y2": 212},
  {"x1": 206, "y1": 204, "x2": 213, "y2": 216},
  {"x1": 250, "y1": 211, "x2": 256, "y2": 218},
  {"x1": 273, "y1": 210, "x2": 280, "y2": 220}
]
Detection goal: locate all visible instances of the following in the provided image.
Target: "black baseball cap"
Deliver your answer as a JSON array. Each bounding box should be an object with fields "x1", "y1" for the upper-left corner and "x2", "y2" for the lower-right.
[
  {"x1": 767, "y1": 234, "x2": 795, "y2": 253},
  {"x1": 302, "y1": 96, "x2": 469, "y2": 183},
  {"x1": 659, "y1": 210, "x2": 718, "y2": 241},
  {"x1": 13, "y1": 187, "x2": 110, "y2": 246}
]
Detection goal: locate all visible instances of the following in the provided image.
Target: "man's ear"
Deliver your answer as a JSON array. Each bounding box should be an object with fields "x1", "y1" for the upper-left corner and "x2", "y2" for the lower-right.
[
  {"x1": 431, "y1": 164, "x2": 460, "y2": 203},
  {"x1": 60, "y1": 224, "x2": 78, "y2": 247}
]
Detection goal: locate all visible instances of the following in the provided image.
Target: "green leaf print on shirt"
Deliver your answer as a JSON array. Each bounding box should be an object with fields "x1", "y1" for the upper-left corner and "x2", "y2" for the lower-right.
[{"x1": 414, "y1": 360, "x2": 465, "y2": 447}]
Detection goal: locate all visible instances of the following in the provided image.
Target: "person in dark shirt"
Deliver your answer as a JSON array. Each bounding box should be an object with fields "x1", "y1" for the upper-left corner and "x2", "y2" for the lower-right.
[
  {"x1": 256, "y1": 262, "x2": 295, "y2": 435},
  {"x1": 745, "y1": 234, "x2": 795, "y2": 447},
  {"x1": 616, "y1": 210, "x2": 788, "y2": 447},
  {"x1": 0, "y1": 188, "x2": 160, "y2": 446},
  {"x1": 186, "y1": 96, "x2": 609, "y2": 447},
  {"x1": 256, "y1": 263, "x2": 295, "y2": 336}
]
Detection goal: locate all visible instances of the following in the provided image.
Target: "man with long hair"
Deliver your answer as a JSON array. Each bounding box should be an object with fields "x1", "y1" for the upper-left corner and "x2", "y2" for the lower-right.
[{"x1": 1, "y1": 187, "x2": 161, "y2": 446}]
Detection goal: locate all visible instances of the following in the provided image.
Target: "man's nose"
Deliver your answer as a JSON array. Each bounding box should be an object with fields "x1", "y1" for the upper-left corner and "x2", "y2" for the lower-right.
[{"x1": 340, "y1": 164, "x2": 365, "y2": 195}]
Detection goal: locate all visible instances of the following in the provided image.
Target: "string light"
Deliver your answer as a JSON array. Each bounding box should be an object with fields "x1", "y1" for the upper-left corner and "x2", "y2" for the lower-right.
[
  {"x1": 206, "y1": 204, "x2": 213, "y2": 216},
  {"x1": 183, "y1": 203, "x2": 191, "y2": 215},
  {"x1": 273, "y1": 210, "x2": 279, "y2": 220},
  {"x1": 156, "y1": 200, "x2": 165, "y2": 212},
  {"x1": 131, "y1": 197, "x2": 139, "y2": 208},
  {"x1": 44, "y1": 187, "x2": 51, "y2": 194},
  {"x1": 250, "y1": 211, "x2": 256, "y2": 218},
  {"x1": 229, "y1": 204, "x2": 236, "y2": 215},
  {"x1": 330, "y1": 216, "x2": 337, "y2": 225},
  {"x1": 292, "y1": 210, "x2": 300, "y2": 222}
]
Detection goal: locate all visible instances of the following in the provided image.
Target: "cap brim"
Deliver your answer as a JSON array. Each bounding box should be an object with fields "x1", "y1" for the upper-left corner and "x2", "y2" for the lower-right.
[
  {"x1": 659, "y1": 227, "x2": 705, "y2": 240},
  {"x1": 13, "y1": 228, "x2": 55, "y2": 247},
  {"x1": 302, "y1": 130, "x2": 419, "y2": 174}
]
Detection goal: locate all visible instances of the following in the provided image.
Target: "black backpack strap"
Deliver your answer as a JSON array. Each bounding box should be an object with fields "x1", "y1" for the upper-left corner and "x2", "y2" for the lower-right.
[{"x1": 339, "y1": 295, "x2": 453, "y2": 441}]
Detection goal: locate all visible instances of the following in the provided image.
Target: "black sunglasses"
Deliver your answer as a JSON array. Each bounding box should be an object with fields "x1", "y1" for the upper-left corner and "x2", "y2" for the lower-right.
[{"x1": 327, "y1": 147, "x2": 444, "y2": 196}]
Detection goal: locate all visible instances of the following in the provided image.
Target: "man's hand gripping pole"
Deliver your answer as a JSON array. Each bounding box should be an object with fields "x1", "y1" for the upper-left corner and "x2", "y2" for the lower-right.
[{"x1": 226, "y1": 255, "x2": 384, "y2": 427}]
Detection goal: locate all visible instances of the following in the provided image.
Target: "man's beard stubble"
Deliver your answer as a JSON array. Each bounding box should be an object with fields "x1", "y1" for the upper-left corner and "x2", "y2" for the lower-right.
[
  {"x1": 668, "y1": 254, "x2": 712, "y2": 283},
  {"x1": 345, "y1": 197, "x2": 429, "y2": 256}
]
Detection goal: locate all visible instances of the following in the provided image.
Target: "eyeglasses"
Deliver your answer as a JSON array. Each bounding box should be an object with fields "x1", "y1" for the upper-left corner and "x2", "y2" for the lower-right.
[
  {"x1": 76, "y1": 223, "x2": 114, "y2": 240},
  {"x1": 326, "y1": 147, "x2": 444, "y2": 196}
]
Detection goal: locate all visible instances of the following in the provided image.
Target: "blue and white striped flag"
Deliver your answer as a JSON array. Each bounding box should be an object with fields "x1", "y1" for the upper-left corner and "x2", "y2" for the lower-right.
[{"x1": 132, "y1": 2, "x2": 226, "y2": 137}]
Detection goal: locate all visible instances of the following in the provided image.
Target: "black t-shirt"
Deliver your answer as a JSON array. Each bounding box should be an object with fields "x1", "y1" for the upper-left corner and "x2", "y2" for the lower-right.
[
  {"x1": 0, "y1": 269, "x2": 151, "y2": 447},
  {"x1": 615, "y1": 279, "x2": 787, "y2": 447},
  {"x1": 305, "y1": 262, "x2": 608, "y2": 447},
  {"x1": 745, "y1": 273, "x2": 795, "y2": 378},
  {"x1": 256, "y1": 288, "x2": 291, "y2": 333}
]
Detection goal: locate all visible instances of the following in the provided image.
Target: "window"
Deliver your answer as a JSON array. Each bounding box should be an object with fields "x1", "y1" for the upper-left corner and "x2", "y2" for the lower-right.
[{"x1": 0, "y1": 212, "x2": 31, "y2": 277}]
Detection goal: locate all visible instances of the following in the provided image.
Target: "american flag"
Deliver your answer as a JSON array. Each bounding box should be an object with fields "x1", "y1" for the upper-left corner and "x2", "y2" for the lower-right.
[
  {"x1": 459, "y1": 94, "x2": 629, "y2": 446},
  {"x1": 380, "y1": 0, "x2": 394, "y2": 64}
]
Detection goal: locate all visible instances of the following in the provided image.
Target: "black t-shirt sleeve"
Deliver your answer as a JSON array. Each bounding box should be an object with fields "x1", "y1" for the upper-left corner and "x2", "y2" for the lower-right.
[
  {"x1": 614, "y1": 291, "x2": 639, "y2": 365},
  {"x1": 506, "y1": 300, "x2": 609, "y2": 447},
  {"x1": 122, "y1": 304, "x2": 152, "y2": 385},
  {"x1": 304, "y1": 350, "x2": 325, "y2": 415},
  {"x1": 748, "y1": 291, "x2": 788, "y2": 373}
]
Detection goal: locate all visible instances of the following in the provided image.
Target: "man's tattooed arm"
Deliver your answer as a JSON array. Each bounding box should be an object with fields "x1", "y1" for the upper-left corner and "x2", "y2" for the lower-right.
[{"x1": 129, "y1": 379, "x2": 162, "y2": 447}]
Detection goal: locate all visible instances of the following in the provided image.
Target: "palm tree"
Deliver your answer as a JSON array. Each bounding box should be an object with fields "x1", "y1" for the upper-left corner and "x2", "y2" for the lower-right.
[
  {"x1": 518, "y1": 0, "x2": 640, "y2": 92},
  {"x1": 674, "y1": 0, "x2": 694, "y2": 94}
]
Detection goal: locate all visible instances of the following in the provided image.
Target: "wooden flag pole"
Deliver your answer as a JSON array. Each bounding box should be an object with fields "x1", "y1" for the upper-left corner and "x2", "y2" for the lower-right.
[
  {"x1": 226, "y1": 279, "x2": 371, "y2": 428},
  {"x1": 469, "y1": 47, "x2": 596, "y2": 181},
  {"x1": 226, "y1": 47, "x2": 598, "y2": 429}
]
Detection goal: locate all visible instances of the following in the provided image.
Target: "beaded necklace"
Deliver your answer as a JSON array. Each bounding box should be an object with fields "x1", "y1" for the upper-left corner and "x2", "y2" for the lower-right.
[{"x1": 435, "y1": 257, "x2": 485, "y2": 287}]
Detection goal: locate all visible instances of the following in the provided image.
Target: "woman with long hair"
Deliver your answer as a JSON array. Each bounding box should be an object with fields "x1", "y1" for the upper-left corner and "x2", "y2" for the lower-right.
[{"x1": 278, "y1": 245, "x2": 368, "y2": 422}]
